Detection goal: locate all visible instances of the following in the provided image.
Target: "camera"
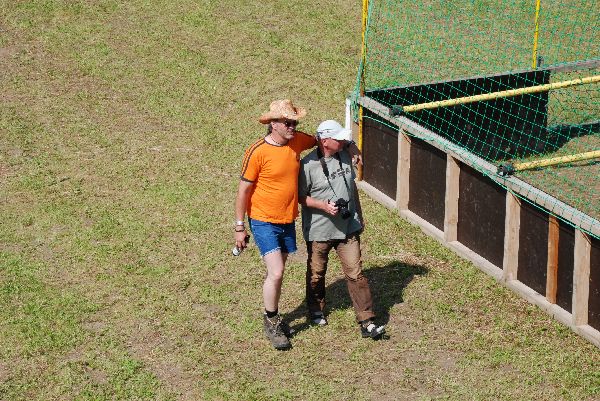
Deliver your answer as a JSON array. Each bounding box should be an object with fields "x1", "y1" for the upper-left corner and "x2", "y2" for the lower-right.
[{"x1": 334, "y1": 198, "x2": 352, "y2": 219}]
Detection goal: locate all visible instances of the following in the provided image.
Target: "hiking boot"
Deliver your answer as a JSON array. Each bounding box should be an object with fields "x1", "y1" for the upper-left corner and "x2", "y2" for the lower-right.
[
  {"x1": 360, "y1": 320, "x2": 385, "y2": 339},
  {"x1": 279, "y1": 319, "x2": 295, "y2": 337},
  {"x1": 263, "y1": 314, "x2": 291, "y2": 350},
  {"x1": 310, "y1": 312, "x2": 328, "y2": 326}
]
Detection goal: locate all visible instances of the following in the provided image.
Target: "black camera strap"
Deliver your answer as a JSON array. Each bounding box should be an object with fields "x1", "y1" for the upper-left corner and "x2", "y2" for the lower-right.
[{"x1": 317, "y1": 147, "x2": 351, "y2": 201}]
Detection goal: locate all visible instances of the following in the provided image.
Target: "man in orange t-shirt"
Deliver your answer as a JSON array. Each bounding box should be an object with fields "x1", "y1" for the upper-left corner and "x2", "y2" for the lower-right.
[{"x1": 234, "y1": 99, "x2": 315, "y2": 350}]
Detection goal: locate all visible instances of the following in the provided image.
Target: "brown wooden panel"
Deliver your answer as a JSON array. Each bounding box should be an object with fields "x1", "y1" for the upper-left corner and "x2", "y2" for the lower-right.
[
  {"x1": 408, "y1": 137, "x2": 446, "y2": 230},
  {"x1": 362, "y1": 110, "x2": 398, "y2": 199},
  {"x1": 458, "y1": 163, "x2": 506, "y2": 268},
  {"x1": 546, "y1": 216, "x2": 559, "y2": 303},
  {"x1": 589, "y1": 237, "x2": 600, "y2": 331},
  {"x1": 556, "y1": 222, "x2": 575, "y2": 312},
  {"x1": 517, "y1": 202, "x2": 548, "y2": 295}
]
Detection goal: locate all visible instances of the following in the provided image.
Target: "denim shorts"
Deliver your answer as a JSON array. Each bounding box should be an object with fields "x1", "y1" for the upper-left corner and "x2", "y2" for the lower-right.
[{"x1": 248, "y1": 218, "x2": 297, "y2": 257}]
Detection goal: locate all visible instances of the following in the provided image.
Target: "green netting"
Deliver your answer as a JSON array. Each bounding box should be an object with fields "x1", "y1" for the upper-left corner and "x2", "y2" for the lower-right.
[{"x1": 352, "y1": 0, "x2": 599, "y2": 239}]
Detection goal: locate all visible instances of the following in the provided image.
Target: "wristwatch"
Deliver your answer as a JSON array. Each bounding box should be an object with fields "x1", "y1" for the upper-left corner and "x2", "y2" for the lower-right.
[{"x1": 234, "y1": 220, "x2": 246, "y2": 232}]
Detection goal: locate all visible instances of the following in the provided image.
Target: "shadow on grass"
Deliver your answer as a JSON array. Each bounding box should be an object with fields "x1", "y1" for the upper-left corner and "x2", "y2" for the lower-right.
[{"x1": 284, "y1": 261, "x2": 428, "y2": 335}]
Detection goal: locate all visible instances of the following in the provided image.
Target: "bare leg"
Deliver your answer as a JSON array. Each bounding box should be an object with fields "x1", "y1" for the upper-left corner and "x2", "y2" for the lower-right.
[{"x1": 262, "y1": 251, "x2": 288, "y2": 311}]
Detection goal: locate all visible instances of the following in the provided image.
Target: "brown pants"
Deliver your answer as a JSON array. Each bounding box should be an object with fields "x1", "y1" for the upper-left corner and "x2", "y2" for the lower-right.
[{"x1": 306, "y1": 233, "x2": 375, "y2": 323}]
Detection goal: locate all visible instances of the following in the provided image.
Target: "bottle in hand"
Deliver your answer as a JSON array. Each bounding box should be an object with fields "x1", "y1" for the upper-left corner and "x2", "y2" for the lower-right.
[{"x1": 232, "y1": 235, "x2": 250, "y2": 256}]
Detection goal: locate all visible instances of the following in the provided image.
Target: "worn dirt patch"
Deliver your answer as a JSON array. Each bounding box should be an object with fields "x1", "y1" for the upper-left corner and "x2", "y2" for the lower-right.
[
  {"x1": 82, "y1": 321, "x2": 107, "y2": 334},
  {"x1": 125, "y1": 323, "x2": 201, "y2": 401},
  {"x1": 0, "y1": 362, "x2": 9, "y2": 383},
  {"x1": 64, "y1": 347, "x2": 85, "y2": 363},
  {"x1": 85, "y1": 366, "x2": 109, "y2": 385},
  {"x1": 0, "y1": 46, "x2": 16, "y2": 58}
]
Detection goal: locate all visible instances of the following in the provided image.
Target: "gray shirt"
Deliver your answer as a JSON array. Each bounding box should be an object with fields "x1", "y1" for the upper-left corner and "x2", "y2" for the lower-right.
[{"x1": 298, "y1": 148, "x2": 362, "y2": 241}]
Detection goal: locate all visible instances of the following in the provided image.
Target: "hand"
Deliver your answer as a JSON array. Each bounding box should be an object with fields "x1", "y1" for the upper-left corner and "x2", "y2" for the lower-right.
[
  {"x1": 322, "y1": 200, "x2": 339, "y2": 216},
  {"x1": 234, "y1": 229, "x2": 248, "y2": 250},
  {"x1": 347, "y1": 142, "x2": 363, "y2": 167}
]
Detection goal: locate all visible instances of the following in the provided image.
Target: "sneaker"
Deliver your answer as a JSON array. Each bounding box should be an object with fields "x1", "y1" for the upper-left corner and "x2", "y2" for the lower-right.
[
  {"x1": 263, "y1": 314, "x2": 291, "y2": 350},
  {"x1": 310, "y1": 312, "x2": 328, "y2": 326},
  {"x1": 360, "y1": 320, "x2": 385, "y2": 339}
]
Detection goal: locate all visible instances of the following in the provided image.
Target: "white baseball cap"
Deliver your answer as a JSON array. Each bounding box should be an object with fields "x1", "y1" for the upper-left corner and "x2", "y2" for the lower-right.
[{"x1": 316, "y1": 120, "x2": 352, "y2": 141}]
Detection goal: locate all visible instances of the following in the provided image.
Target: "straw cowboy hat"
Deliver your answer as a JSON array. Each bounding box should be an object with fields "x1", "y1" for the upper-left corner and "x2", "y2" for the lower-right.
[{"x1": 259, "y1": 99, "x2": 307, "y2": 124}]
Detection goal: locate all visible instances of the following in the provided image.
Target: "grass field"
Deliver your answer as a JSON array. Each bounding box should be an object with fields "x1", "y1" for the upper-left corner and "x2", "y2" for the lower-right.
[
  {"x1": 1, "y1": 1, "x2": 599, "y2": 400},
  {"x1": 363, "y1": 0, "x2": 600, "y2": 221}
]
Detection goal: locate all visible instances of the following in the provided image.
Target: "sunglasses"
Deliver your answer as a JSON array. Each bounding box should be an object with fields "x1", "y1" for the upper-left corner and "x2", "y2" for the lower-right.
[{"x1": 282, "y1": 120, "x2": 298, "y2": 128}]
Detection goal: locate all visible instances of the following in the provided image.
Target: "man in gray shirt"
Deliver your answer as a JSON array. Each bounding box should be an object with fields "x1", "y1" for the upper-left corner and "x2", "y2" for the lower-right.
[{"x1": 298, "y1": 120, "x2": 385, "y2": 339}]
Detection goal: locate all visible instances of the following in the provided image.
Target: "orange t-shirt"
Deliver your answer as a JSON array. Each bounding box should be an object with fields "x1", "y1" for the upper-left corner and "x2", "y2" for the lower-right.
[{"x1": 240, "y1": 132, "x2": 316, "y2": 224}]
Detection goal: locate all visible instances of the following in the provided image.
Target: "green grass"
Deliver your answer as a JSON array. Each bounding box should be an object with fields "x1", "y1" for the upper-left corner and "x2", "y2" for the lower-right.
[{"x1": 1, "y1": 0, "x2": 599, "y2": 400}]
